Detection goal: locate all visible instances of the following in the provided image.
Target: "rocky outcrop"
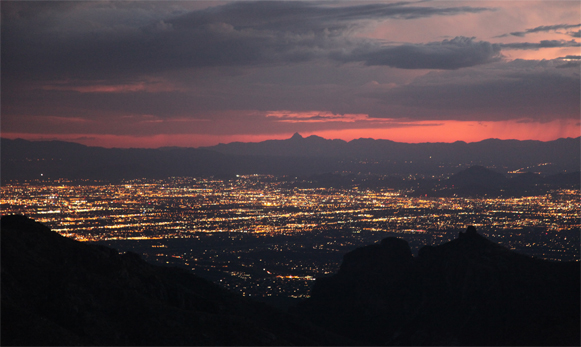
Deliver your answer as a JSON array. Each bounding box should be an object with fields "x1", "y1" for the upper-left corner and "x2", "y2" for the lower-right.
[
  {"x1": 3, "y1": 215, "x2": 578, "y2": 346},
  {"x1": 1, "y1": 215, "x2": 351, "y2": 346},
  {"x1": 296, "y1": 227, "x2": 580, "y2": 346}
]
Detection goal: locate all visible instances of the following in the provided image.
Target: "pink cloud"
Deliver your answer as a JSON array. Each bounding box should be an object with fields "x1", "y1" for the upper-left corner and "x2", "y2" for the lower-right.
[
  {"x1": 266, "y1": 111, "x2": 382, "y2": 123},
  {"x1": 39, "y1": 79, "x2": 181, "y2": 93}
]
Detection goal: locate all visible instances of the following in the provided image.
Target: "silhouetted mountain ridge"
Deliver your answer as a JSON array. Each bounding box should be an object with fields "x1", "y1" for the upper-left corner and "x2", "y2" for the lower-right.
[
  {"x1": 295, "y1": 226, "x2": 580, "y2": 345},
  {"x1": 204, "y1": 134, "x2": 579, "y2": 169},
  {"x1": 0, "y1": 215, "x2": 351, "y2": 346},
  {"x1": 207, "y1": 134, "x2": 347, "y2": 157},
  {"x1": 2, "y1": 136, "x2": 579, "y2": 181},
  {"x1": 447, "y1": 165, "x2": 507, "y2": 187},
  {"x1": 296, "y1": 166, "x2": 579, "y2": 197},
  {"x1": 2, "y1": 216, "x2": 578, "y2": 345}
]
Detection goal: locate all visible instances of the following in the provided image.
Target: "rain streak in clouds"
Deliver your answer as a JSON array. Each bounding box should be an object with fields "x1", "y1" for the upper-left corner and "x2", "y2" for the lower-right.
[{"x1": 1, "y1": 1, "x2": 580, "y2": 147}]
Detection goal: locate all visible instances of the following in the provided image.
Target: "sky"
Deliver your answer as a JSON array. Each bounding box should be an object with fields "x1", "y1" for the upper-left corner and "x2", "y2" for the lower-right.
[{"x1": 1, "y1": 0, "x2": 580, "y2": 148}]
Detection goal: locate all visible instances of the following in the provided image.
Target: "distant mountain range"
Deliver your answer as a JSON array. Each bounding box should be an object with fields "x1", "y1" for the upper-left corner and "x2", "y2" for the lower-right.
[
  {"x1": 1, "y1": 135, "x2": 579, "y2": 182},
  {"x1": 205, "y1": 133, "x2": 579, "y2": 166},
  {"x1": 204, "y1": 133, "x2": 580, "y2": 174},
  {"x1": 2, "y1": 216, "x2": 579, "y2": 345}
]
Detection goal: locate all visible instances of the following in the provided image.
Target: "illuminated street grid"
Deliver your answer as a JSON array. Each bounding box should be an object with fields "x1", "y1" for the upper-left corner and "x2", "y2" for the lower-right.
[
  {"x1": 2, "y1": 175, "x2": 579, "y2": 298},
  {"x1": 2, "y1": 175, "x2": 579, "y2": 239}
]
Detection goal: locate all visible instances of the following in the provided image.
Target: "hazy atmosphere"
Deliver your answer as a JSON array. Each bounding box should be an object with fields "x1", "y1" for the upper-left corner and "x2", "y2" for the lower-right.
[
  {"x1": 2, "y1": 2, "x2": 580, "y2": 345},
  {"x1": 2, "y1": 0, "x2": 580, "y2": 148}
]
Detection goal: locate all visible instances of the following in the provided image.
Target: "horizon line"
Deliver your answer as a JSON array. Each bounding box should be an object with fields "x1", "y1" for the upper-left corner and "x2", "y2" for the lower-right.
[{"x1": 2, "y1": 134, "x2": 580, "y2": 150}]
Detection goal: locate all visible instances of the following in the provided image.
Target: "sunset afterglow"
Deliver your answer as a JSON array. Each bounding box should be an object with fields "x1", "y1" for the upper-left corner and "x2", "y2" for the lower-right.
[{"x1": 2, "y1": 1, "x2": 579, "y2": 148}]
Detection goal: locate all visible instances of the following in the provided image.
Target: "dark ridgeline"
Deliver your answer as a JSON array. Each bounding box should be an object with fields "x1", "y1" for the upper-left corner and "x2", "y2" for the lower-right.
[
  {"x1": 412, "y1": 164, "x2": 580, "y2": 197},
  {"x1": 0, "y1": 215, "x2": 351, "y2": 346},
  {"x1": 2, "y1": 136, "x2": 580, "y2": 183},
  {"x1": 2, "y1": 215, "x2": 579, "y2": 346},
  {"x1": 295, "y1": 226, "x2": 580, "y2": 346},
  {"x1": 295, "y1": 165, "x2": 581, "y2": 196}
]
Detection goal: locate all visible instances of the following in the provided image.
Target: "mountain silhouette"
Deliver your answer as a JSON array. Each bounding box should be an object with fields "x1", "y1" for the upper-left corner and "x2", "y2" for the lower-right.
[
  {"x1": 295, "y1": 226, "x2": 580, "y2": 345},
  {"x1": 0, "y1": 137, "x2": 340, "y2": 180},
  {"x1": 290, "y1": 132, "x2": 304, "y2": 140},
  {"x1": 3, "y1": 136, "x2": 579, "y2": 181},
  {"x1": 442, "y1": 165, "x2": 508, "y2": 196},
  {"x1": 205, "y1": 133, "x2": 347, "y2": 157},
  {"x1": 2, "y1": 216, "x2": 579, "y2": 345},
  {"x1": 203, "y1": 135, "x2": 580, "y2": 173},
  {"x1": 408, "y1": 165, "x2": 580, "y2": 197},
  {"x1": 447, "y1": 165, "x2": 507, "y2": 187},
  {"x1": 0, "y1": 215, "x2": 351, "y2": 346}
]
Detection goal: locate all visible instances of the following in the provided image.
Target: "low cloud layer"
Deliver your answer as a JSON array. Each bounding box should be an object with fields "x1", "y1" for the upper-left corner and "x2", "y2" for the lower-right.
[
  {"x1": 1, "y1": 1, "x2": 496, "y2": 81},
  {"x1": 374, "y1": 59, "x2": 580, "y2": 121},
  {"x1": 342, "y1": 36, "x2": 502, "y2": 69},
  {"x1": 3, "y1": 1, "x2": 577, "y2": 81},
  {"x1": 496, "y1": 23, "x2": 581, "y2": 38},
  {"x1": 499, "y1": 39, "x2": 580, "y2": 50}
]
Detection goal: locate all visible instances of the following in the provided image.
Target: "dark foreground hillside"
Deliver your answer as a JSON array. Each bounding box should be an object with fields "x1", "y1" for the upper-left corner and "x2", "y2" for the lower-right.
[
  {"x1": 295, "y1": 226, "x2": 580, "y2": 346},
  {"x1": 2, "y1": 215, "x2": 579, "y2": 346},
  {"x1": 0, "y1": 215, "x2": 349, "y2": 346}
]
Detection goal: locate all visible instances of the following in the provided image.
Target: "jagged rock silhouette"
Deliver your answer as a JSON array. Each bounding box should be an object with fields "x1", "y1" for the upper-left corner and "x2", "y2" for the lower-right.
[
  {"x1": 0, "y1": 215, "x2": 350, "y2": 346},
  {"x1": 2, "y1": 215, "x2": 578, "y2": 346},
  {"x1": 296, "y1": 226, "x2": 580, "y2": 346}
]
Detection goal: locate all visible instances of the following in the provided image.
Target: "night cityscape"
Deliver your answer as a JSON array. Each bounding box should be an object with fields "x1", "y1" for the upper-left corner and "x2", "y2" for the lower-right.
[
  {"x1": 2, "y1": 175, "x2": 578, "y2": 300},
  {"x1": 1, "y1": 0, "x2": 580, "y2": 345}
]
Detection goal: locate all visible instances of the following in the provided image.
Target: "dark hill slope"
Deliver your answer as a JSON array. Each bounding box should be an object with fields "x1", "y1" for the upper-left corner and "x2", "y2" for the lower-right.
[
  {"x1": 411, "y1": 166, "x2": 580, "y2": 197},
  {"x1": 0, "y1": 138, "x2": 339, "y2": 180},
  {"x1": 0, "y1": 215, "x2": 350, "y2": 346},
  {"x1": 295, "y1": 227, "x2": 580, "y2": 346}
]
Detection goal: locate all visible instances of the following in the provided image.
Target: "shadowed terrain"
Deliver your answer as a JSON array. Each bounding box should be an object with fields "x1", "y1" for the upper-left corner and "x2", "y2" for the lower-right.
[
  {"x1": 2, "y1": 215, "x2": 579, "y2": 346},
  {"x1": 295, "y1": 226, "x2": 580, "y2": 345},
  {"x1": 0, "y1": 215, "x2": 350, "y2": 346},
  {"x1": 2, "y1": 136, "x2": 579, "y2": 183}
]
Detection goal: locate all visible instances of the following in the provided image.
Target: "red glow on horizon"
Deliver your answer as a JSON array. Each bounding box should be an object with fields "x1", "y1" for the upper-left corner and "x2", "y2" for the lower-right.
[
  {"x1": 303, "y1": 119, "x2": 581, "y2": 144},
  {"x1": 3, "y1": 119, "x2": 579, "y2": 148}
]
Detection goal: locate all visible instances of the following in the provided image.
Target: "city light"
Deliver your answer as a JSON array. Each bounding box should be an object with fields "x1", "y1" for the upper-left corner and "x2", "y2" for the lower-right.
[{"x1": 1, "y1": 175, "x2": 578, "y2": 298}]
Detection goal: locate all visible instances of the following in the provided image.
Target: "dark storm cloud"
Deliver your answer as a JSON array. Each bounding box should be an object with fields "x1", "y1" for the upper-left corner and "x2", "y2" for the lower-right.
[
  {"x1": 372, "y1": 59, "x2": 580, "y2": 121},
  {"x1": 555, "y1": 55, "x2": 581, "y2": 69},
  {"x1": 495, "y1": 23, "x2": 581, "y2": 38},
  {"x1": 338, "y1": 36, "x2": 502, "y2": 69},
  {"x1": 1, "y1": 1, "x2": 493, "y2": 81},
  {"x1": 21, "y1": 57, "x2": 573, "y2": 125},
  {"x1": 557, "y1": 55, "x2": 581, "y2": 60},
  {"x1": 499, "y1": 40, "x2": 580, "y2": 50},
  {"x1": 569, "y1": 30, "x2": 581, "y2": 38},
  {"x1": 168, "y1": 1, "x2": 491, "y2": 32},
  {"x1": 1, "y1": 1, "x2": 85, "y2": 20},
  {"x1": 3, "y1": 0, "x2": 578, "y2": 138},
  {"x1": 556, "y1": 61, "x2": 581, "y2": 69}
]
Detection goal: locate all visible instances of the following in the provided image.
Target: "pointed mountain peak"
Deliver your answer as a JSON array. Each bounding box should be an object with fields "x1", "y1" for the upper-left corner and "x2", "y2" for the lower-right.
[{"x1": 290, "y1": 132, "x2": 303, "y2": 140}]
